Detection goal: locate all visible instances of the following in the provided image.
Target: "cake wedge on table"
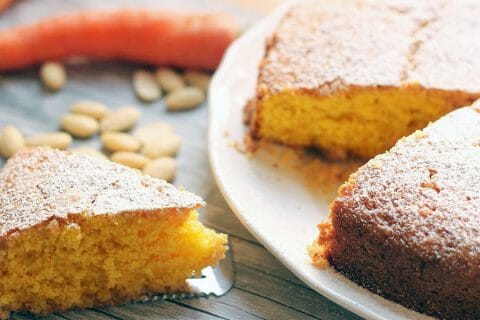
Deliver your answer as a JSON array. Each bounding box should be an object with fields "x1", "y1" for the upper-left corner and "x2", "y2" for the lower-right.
[
  {"x1": 246, "y1": 0, "x2": 480, "y2": 159},
  {"x1": 311, "y1": 102, "x2": 480, "y2": 319},
  {"x1": 0, "y1": 147, "x2": 227, "y2": 318}
]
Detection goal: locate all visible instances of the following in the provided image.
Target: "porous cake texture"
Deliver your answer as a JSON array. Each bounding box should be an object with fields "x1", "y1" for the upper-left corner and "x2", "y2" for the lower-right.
[
  {"x1": 246, "y1": 0, "x2": 480, "y2": 159},
  {"x1": 0, "y1": 148, "x2": 227, "y2": 317},
  {"x1": 311, "y1": 103, "x2": 480, "y2": 319}
]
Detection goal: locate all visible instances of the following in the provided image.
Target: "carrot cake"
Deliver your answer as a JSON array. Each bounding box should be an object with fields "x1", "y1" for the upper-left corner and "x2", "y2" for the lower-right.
[
  {"x1": 0, "y1": 148, "x2": 227, "y2": 317},
  {"x1": 311, "y1": 102, "x2": 480, "y2": 319},
  {"x1": 246, "y1": 0, "x2": 480, "y2": 159}
]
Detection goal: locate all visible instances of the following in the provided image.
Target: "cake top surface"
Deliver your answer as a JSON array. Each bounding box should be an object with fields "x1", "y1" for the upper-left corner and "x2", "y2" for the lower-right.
[
  {"x1": 258, "y1": 0, "x2": 480, "y2": 95},
  {"x1": 0, "y1": 148, "x2": 204, "y2": 237},
  {"x1": 338, "y1": 102, "x2": 480, "y2": 269}
]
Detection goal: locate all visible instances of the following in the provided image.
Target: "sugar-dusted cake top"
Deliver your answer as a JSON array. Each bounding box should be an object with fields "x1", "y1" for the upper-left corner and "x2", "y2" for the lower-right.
[
  {"x1": 0, "y1": 147, "x2": 204, "y2": 237},
  {"x1": 258, "y1": 0, "x2": 480, "y2": 96},
  {"x1": 335, "y1": 102, "x2": 480, "y2": 270}
]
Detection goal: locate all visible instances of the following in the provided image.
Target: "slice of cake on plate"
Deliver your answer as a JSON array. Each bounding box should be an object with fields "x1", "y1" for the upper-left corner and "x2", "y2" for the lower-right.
[
  {"x1": 0, "y1": 148, "x2": 227, "y2": 317},
  {"x1": 246, "y1": 0, "x2": 480, "y2": 159},
  {"x1": 311, "y1": 102, "x2": 480, "y2": 319}
]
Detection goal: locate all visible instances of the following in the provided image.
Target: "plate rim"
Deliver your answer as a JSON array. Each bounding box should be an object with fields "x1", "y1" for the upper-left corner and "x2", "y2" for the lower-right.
[{"x1": 207, "y1": 2, "x2": 432, "y2": 319}]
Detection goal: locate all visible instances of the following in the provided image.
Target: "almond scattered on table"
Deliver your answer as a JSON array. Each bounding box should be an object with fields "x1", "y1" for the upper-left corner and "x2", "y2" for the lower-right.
[
  {"x1": 100, "y1": 106, "x2": 140, "y2": 132},
  {"x1": 111, "y1": 151, "x2": 149, "y2": 170},
  {"x1": 0, "y1": 125, "x2": 24, "y2": 158},
  {"x1": 155, "y1": 68, "x2": 185, "y2": 92},
  {"x1": 61, "y1": 113, "x2": 99, "y2": 138},
  {"x1": 101, "y1": 132, "x2": 140, "y2": 152},
  {"x1": 70, "y1": 100, "x2": 110, "y2": 120},
  {"x1": 184, "y1": 70, "x2": 211, "y2": 92},
  {"x1": 72, "y1": 147, "x2": 108, "y2": 160},
  {"x1": 143, "y1": 157, "x2": 177, "y2": 182},
  {"x1": 133, "y1": 70, "x2": 161, "y2": 102},
  {"x1": 133, "y1": 121, "x2": 175, "y2": 145},
  {"x1": 165, "y1": 87, "x2": 205, "y2": 111},
  {"x1": 141, "y1": 133, "x2": 181, "y2": 158},
  {"x1": 40, "y1": 61, "x2": 67, "y2": 91},
  {"x1": 26, "y1": 132, "x2": 72, "y2": 149}
]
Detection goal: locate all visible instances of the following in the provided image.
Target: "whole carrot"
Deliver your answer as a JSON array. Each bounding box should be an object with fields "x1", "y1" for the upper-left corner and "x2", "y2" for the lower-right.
[{"x1": 0, "y1": 9, "x2": 238, "y2": 71}]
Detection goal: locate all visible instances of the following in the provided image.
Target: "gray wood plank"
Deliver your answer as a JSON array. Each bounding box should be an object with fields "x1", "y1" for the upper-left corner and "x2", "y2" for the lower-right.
[
  {"x1": 234, "y1": 264, "x2": 361, "y2": 320},
  {"x1": 230, "y1": 236, "x2": 306, "y2": 286},
  {"x1": 175, "y1": 287, "x2": 318, "y2": 320},
  {"x1": 58, "y1": 309, "x2": 120, "y2": 320},
  {"x1": 201, "y1": 189, "x2": 258, "y2": 243},
  {"x1": 98, "y1": 301, "x2": 221, "y2": 320},
  {"x1": 11, "y1": 314, "x2": 66, "y2": 320},
  {"x1": 171, "y1": 297, "x2": 263, "y2": 320}
]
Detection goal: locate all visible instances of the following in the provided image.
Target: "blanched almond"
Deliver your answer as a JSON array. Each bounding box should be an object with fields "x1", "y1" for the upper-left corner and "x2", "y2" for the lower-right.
[
  {"x1": 26, "y1": 132, "x2": 72, "y2": 149},
  {"x1": 165, "y1": 87, "x2": 205, "y2": 111},
  {"x1": 184, "y1": 70, "x2": 211, "y2": 92},
  {"x1": 100, "y1": 107, "x2": 140, "y2": 132},
  {"x1": 40, "y1": 62, "x2": 67, "y2": 91},
  {"x1": 133, "y1": 70, "x2": 161, "y2": 102},
  {"x1": 0, "y1": 126, "x2": 24, "y2": 158},
  {"x1": 101, "y1": 132, "x2": 140, "y2": 152},
  {"x1": 61, "y1": 113, "x2": 99, "y2": 138},
  {"x1": 111, "y1": 152, "x2": 149, "y2": 169},
  {"x1": 143, "y1": 157, "x2": 176, "y2": 182},
  {"x1": 155, "y1": 68, "x2": 185, "y2": 92},
  {"x1": 72, "y1": 147, "x2": 108, "y2": 160},
  {"x1": 70, "y1": 101, "x2": 110, "y2": 120},
  {"x1": 141, "y1": 134, "x2": 181, "y2": 158},
  {"x1": 133, "y1": 121, "x2": 174, "y2": 145}
]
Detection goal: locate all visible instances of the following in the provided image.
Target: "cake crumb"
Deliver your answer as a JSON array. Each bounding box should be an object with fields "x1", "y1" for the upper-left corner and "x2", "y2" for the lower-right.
[{"x1": 414, "y1": 130, "x2": 428, "y2": 140}]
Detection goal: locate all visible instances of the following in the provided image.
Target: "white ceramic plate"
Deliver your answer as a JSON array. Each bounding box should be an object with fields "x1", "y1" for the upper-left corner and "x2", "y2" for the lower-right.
[{"x1": 208, "y1": 1, "x2": 435, "y2": 320}]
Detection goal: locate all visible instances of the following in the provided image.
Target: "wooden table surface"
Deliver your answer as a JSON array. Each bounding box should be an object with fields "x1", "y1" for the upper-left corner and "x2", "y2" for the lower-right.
[{"x1": 0, "y1": 1, "x2": 360, "y2": 319}]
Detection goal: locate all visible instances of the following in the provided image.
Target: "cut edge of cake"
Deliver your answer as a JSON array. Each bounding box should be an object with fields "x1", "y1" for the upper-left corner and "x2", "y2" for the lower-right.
[
  {"x1": 0, "y1": 147, "x2": 228, "y2": 317},
  {"x1": 311, "y1": 102, "x2": 480, "y2": 319},
  {"x1": 246, "y1": 0, "x2": 480, "y2": 159}
]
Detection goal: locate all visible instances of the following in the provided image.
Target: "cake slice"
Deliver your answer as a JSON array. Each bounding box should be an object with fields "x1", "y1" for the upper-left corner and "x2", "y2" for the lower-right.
[
  {"x1": 311, "y1": 102, "x2": 480, "y2": 319},
  {"x1": 0, "y1": 148, "x2": 227, "y2": 317},
  {"x1": 246, "y1": 0, "x2": 480, "y2": 159}
]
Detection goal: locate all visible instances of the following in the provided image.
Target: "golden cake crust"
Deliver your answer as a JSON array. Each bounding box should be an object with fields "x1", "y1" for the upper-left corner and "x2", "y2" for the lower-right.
[
  {"x1": 0, "y1": 147, "x2": 204, "y2": 238},
  {"x1": 320, "y1": 102, "x2": 480, "y2": 319},
  {"x1": 246, "y1": 0, "x2": 480, "y2": 159},
  {"x1": 257, "y1": 0, "x2": 480, "y2": 97}
]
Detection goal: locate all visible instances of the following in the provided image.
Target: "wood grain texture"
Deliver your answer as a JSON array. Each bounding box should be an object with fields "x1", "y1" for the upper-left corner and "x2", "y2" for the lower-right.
[{"x1": 0, "y1": 1, "x2": 360, "y2": 319}]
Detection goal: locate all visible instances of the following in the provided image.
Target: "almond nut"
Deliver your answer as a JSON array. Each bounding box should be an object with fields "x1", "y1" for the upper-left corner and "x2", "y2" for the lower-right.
[
  {"x1": 165, "y1": 87, "x2": 205, "y2": 111},
  {"x1": 0, "y1": 126, "x2": 24, "y2": 158},
  {"x1": 133, "y1": 70, "x2": 161, "y2": 102},
  {"x1": 184, "y1": 70, "x2": 211, "y2": 92},
  {"x1": 143, "y1": 157, "x2": 177, "y2": 182},
  {"x1": 70, "y1": 101, "x2": 110, "y2": 120},
  {"x1": 100, "y1": 107, "x2": 140, "y2": 132},
  {"x1": 101, "y1": 132, "x2": 140, "y2": 152},
  {"x1": 26, "y1": 132, "x2": 72, "y2": 149},
  {"x1": 40, "y1": 62, "x2": 67, "y2": 91},
  {"x1": 141, "y1": 133, "x2": 181, "y2": 158},
  {"x1": 155, "y1": 68, "x2": 185, "y2": 92},
  {"x1": 111, "y1": 152, "x2": 149, "y2": 169},
  {"x1": 61, "y1": 113, "x2": 99, "y2": 138}
]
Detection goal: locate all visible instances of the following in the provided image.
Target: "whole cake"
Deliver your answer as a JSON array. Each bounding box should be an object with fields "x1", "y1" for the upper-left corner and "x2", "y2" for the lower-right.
[
  {"x1": 0, "y1": 148, "x2": 227, "y2": 317},
  {"x1": 311, "y1": 103, "x2": 480, "y2": 319},
  {"x1": 246, "y1": 0, "x2": 480, "y2": 159}
]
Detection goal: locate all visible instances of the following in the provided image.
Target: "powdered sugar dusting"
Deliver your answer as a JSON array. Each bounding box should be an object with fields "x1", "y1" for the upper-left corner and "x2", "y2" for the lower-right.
[
  {"x1": 0, "y1": 148, "x2": 204, "y2": 237},
  {"x1": 341, "y1": 104, "x2": 480, "y2": 270},
  {"x1": 258, "y1": 0, "x2": 480, "y2": 96}
]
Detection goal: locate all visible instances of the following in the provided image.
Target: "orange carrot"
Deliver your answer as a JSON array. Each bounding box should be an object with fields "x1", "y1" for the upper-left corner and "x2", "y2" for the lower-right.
[
  {"x1": 0, "y1": 0, "x2": 13, "y2": 14},
  {"x1": 0, "y1": 9, "x2": 238, "y2": 71}
]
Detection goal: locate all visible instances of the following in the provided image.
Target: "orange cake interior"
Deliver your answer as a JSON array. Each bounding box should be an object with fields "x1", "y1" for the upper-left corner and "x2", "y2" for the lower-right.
[
  {"x1": 246, "y1": 0, "x2": 480, "y2": 159},
  {"x1": 0, "y1": 148, "x2": 227, "y2": 317}
]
